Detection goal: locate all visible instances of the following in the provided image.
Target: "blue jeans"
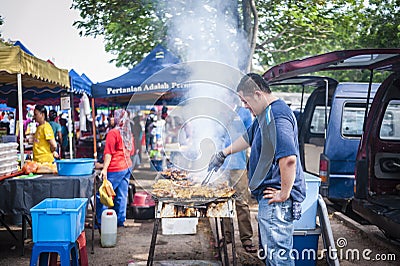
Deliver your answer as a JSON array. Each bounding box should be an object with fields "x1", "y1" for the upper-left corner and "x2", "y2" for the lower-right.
[
  {"x1": 257, "y1": 197, "x2": 294, "y2": 266},
  {"x1": 145, "y1": 133, "x2": 154, "y2": 151},
  {"x1": 96, "y1": 168, "x2": 131, "y2": 226}
]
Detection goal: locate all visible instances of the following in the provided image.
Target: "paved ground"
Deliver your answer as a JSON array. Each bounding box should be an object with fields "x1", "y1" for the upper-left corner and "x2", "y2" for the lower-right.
[{"x1": 0, "y1": 156, "x2": 399, "y2": 265}]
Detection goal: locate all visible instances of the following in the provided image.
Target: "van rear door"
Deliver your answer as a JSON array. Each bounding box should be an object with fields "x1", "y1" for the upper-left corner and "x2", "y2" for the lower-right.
[{"x1": 269, "y1": 76, "x2": 338, "y2": 174}]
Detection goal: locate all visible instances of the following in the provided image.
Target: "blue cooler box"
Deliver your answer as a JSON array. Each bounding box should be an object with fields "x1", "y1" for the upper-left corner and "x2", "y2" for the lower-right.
[
  {"x1": 30, "y1": 198, "x2": 88, "y2": 242},
  {"x1": 294, "y1": 173, "x2": 321, "y2": 229},
  {"x1": 293, "y1": 227, "x2": 321, "y2": 266}
]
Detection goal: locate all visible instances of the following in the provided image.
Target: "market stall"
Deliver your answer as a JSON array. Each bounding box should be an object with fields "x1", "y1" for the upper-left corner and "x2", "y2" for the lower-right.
[
  {"x1": 89, "y1": 44, "x2": 185, "y2": 160},
  {"x1": 0, "y1": 172, "x2": 94, "y2": 254},
  {"x1": 0, "y1": 41, "x2": 99, "y2": 255},
  {"x1": 0, "y1": 40, "x2": 70, "y2": 166}
]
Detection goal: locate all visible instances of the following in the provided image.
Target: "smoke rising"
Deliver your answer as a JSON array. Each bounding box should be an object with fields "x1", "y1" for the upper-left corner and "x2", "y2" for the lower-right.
[{"x1": 158, "y1": 0, "x2": 250, "y2": 182}]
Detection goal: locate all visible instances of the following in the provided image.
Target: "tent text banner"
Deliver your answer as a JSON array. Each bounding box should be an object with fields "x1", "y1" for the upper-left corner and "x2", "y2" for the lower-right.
[{"x1": 106, "y1": 82, "x2": 189, "y2": 96}]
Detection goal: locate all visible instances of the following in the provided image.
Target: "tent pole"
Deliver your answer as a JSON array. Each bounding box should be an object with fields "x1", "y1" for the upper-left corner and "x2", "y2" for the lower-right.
[
  {"x1": 69, "y1": 91, "x2": 76, "y2": 159},
  {"x1": 17, "y1": 73, "x2": 25, "y2": 166},
  {"x1": 68, "y1": 108, "x2": 73, "y2": 159},
  {"x1": 91, "y1": 98, "x2": 97, "y2": 160}
]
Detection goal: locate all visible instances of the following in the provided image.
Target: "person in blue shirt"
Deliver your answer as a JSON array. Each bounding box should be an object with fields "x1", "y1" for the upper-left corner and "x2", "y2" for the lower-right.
[
  {"x1": 220, "y1": 99, "x2": 256, "y2": 253},
  {"x1": 209, "y1": 73, "x2": 306, "y2": 265},
  {"x1": 59, "y1": 118, "x2": 69, "y2": 158},
  {"x1": 48, "y1": 110, "x2": 62, "y2": 154}
]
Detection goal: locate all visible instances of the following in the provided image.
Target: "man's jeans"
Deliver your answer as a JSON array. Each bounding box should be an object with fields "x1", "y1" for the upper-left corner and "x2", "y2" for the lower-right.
[{"x1": 258, "y1": 197, "x2": 294, "y2": 266}]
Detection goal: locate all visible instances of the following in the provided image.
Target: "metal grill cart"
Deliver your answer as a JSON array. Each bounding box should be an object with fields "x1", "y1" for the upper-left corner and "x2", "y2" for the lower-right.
[{"x1": 147, "y1": 196, "x2": 237, "y2": 266}]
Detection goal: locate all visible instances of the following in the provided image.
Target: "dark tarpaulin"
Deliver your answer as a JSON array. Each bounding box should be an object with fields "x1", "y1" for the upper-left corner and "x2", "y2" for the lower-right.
[
  {"x1": 0, "y1": 174, "x2": 94, "y2": 216},
  {"x1": 92, "y1": 44, "x2": 187, "y2": 105}
]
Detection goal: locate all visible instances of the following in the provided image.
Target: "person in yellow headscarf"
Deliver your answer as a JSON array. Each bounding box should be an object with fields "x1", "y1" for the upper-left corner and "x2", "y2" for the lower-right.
[{"x1": 32, "y1": 105, "x2": 59, "y2": 163}]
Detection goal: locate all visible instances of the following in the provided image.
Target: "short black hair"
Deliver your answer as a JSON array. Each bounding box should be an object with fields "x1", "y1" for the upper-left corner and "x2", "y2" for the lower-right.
[
  {"x1": 59, "y1": 118, "x2": 67, "y2": 125},
  {"x1": 49, "y1": 110, "x2": 57, "y2": 121},
  {"x1": 35, "y1": 105, "x2": 48, "y2": 121},
  {"x1": 237, "y1": 73, "x2": 271, "y2": 95}
]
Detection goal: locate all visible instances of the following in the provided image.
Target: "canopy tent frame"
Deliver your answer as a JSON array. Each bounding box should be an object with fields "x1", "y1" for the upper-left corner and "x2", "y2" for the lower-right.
[{"x1": 0, "y1": 41, "x2": 70, "y2": 166}]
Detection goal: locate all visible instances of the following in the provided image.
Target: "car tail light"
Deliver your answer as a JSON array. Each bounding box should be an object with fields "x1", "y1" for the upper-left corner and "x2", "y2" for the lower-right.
[{"x1": 319, "y1": 154, "x2": 329, "y2": 183}]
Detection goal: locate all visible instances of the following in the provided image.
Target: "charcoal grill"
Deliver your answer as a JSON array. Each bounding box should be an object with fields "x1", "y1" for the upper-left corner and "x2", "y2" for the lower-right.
[{"x1": 147, "y1": 196, "x2": 237, "y2": 266}]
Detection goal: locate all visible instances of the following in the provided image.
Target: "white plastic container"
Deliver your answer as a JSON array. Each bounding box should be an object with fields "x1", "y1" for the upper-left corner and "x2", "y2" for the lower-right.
[
  {"x1": 101, "y1": 209, "x2": 117, "y2": 247},
  {"x1": 0, "y1": 142, "x2": 18, "y2": 152}
]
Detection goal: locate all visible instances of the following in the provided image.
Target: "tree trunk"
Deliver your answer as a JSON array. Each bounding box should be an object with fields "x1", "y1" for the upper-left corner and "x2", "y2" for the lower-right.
[{"x1": 242, "y1": 0, "x2": 258, "y2": 73}]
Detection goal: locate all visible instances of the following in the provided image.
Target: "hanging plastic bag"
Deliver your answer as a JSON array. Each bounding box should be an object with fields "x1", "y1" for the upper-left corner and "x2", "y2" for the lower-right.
[{"x1": 99, "y1": 178, "x2": 116, "y2": 207}]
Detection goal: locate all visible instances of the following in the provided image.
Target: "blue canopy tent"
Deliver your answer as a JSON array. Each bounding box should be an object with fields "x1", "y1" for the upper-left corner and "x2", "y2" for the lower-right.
[
  {"x1": 91, "y1": 44, "x2": 190, "y2": 106},
  {"x1": 12, "y1": 69, "x2": 92, "y2": 101},
  {"x1": 81, "y1": 73, "x2": 93, "y2": 85},
  {"x1": 69, "y1": 69, "x2": 92, "y2": 96},
  {"x1": 0, "y1": 104, "x2": 15, "y2": 112},
  {"x1": 13, "y1": 41, "x2": 34, "y2": 56}
]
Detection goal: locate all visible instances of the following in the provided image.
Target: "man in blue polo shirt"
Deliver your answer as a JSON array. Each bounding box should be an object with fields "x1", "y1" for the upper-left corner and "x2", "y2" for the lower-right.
[{"x1": 209, "y1": 73, "x2": 306, "y2": 265}]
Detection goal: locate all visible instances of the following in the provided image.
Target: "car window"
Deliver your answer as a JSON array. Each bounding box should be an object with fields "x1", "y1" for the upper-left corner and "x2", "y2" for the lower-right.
[
  {"x1": 310, "y1": 106, "x2": 330, "y2": 134},
  {"x1": 380, "y1": 100, "x2": 400, "y2": 140},
  {"x1": 342, "y1": 103, "x2": 368, "y2": 138}
]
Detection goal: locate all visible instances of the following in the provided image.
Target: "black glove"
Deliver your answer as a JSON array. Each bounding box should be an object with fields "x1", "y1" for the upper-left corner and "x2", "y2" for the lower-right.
[{"x1": 208, "y1": 151, "x2": 227, "y2": 172}]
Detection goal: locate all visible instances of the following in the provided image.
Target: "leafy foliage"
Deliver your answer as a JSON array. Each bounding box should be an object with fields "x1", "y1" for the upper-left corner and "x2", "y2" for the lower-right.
[
  {"x1": 71, "y1": 0, "x2": 399, "y2": 86},
  {"x1": 0, "y1": 16, "x2": 3, "y2": 37},
  {"x1": 71, "y1": 0, "x2": 165, "y2": 68},
  {"x1": 357, "y1": 0, "x2": 400, "y2": 48},
  {"x1": 255, "y1": 0, "x2": 365, "y2": 67}
]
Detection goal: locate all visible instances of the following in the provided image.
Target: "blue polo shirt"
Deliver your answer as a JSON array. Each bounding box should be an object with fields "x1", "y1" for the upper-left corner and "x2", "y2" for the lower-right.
[
  {"x1": 244, "y1": 99, "x2": 306, "y2": 203},
  {"x1": 221, "y1": 106, "x2": 253, "y2": 170}
]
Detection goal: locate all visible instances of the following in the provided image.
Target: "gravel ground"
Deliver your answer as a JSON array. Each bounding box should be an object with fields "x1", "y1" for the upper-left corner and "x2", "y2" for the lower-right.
[{"x1": 0, "y1": 159, "x2": 399, "y2": 265}]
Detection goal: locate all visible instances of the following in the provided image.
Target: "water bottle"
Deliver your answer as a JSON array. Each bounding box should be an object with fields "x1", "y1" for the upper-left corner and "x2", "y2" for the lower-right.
[{"x1": 101, "y1": 209, "x2": 117, "y2": 247}]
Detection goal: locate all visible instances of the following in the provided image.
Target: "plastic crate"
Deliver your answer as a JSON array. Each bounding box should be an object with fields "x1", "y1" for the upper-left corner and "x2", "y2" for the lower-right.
[
  {"x1": 56, "y1": 158, "x2": 95, "y2": 176},
  {"x1": 2, "y1": 135, "x2": 17, "y2": 143},
  {"x1": 30, "y1": 198, "x2": 88, "y2": 242},
  {"x1": 0, "y1": 142, "x2": 18, "y2": 151},
  {"x1": 294, "y1": 173, "x2": 321, "y2": 229},
  {"x1": 293, "y1": 227, "x2": 321, "y2": 266}
]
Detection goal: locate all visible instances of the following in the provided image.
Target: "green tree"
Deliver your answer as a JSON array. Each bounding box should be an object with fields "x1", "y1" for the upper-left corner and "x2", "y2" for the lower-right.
[
  {"x1": 0, "y1": 16, "x2": 4, "y2": 38},
  {"x1": 358, "y1": 0, "x2": 400, "y2": 48},
  {"x1": 72, "y1": 0, "x2": 163, "y2": 68},
  {"x1": 72, "y1": 0, "x2": 398, "y2": 84},
  {"x1": 72, "y1": 0, "x2": 257, "y2": 71},
  {"x1": 255, "y1": 0, "x2": 367, "y2": 67}
]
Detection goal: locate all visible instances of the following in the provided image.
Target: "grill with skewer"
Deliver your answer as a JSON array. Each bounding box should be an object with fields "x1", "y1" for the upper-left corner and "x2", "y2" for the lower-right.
[{"x1": 147, "y1": 171, "x2": 238, "y2": 265}]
